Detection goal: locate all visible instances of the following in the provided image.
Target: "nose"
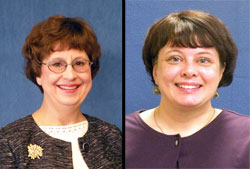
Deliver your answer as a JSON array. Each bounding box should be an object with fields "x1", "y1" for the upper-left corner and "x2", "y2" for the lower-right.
[
  {"x1": 62, "y1": 65, "x2": 77, "y2": 80},
  {"x1": 180, "y1": 62, "x2": 197, "y2": 78}
]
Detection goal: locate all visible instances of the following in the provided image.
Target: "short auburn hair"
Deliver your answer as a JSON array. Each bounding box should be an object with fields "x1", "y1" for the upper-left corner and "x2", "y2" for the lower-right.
[
  {"x1": 142, "y1": 10, "x2": 237, "y2": 88},
  {"x1": 22, "y1": 15, "x2": 101, "y2": 92}
]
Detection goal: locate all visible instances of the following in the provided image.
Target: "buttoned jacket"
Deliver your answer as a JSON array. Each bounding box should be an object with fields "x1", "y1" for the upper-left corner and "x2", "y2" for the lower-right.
[{"x1": 0, "y1": 114, "x2": 122, "y2": 169}]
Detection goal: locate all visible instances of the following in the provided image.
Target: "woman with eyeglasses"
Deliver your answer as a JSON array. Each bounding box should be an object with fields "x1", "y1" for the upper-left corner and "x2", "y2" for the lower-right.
[{"x1": 0, "y1": 15, "x2": 122, "y2": 168}]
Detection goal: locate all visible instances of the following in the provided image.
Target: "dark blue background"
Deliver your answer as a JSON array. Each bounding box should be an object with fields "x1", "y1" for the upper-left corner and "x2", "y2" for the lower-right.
[
  {"x1": 126, "y1": 0, "x2": 249, "y2": 116},
  {"x1": 0, "y1": 0, "x2": 122, "y2": 130}
]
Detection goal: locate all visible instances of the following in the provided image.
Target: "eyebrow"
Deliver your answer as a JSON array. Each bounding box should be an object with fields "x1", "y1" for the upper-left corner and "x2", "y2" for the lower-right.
[
  {"x1": 165, "y1": 50, "x2": 182, "y2": 55},
  {"x1": 165, "y1": 50, "x2": 213, "y2": 56},
  {"x1": 48, "y1": 56, "x2": 88, "y2": 61},
  {"x1": 71, "y1": 56, "x2": 88, "y2": 60},
  {"x1": 195, "y1": 51, "x2": 213, "y2": 56}
]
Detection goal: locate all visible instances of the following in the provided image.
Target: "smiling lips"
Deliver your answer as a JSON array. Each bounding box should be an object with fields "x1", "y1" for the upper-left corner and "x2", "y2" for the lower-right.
[
  {"x1": 175, "y1": 83, "x2": 202, "y2": 92},
  {"x1": 57, "y1": 85, "x2": 81, "y2": 93}
]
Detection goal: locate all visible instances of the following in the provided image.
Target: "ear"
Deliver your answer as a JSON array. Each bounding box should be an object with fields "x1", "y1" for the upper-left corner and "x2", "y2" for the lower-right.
[
  {"x1": 36, "y1": 76, "x2": 42, "y2": 86},
  {"x1": 153, "y1": 65, "x2": 159, "y2": 86}
]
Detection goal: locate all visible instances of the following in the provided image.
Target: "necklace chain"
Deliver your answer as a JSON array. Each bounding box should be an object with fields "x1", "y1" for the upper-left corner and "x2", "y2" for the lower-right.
[
  {"x1": 154, "y1": 107, "x2": 165, "y2": 134},
  {"x1": 153, "y1": 107, "x2": 216, "y2": 135}
]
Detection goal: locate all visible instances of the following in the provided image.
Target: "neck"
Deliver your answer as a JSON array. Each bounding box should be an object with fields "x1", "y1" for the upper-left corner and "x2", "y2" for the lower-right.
[
  {"x1": 33, "y1": 99, "x2": 85, "y2": 126},
  {"x1": 156, "y1": 100, "x2": 215, "y2": 137}
]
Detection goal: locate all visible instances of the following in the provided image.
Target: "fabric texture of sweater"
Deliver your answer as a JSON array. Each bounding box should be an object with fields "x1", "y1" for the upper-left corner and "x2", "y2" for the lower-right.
[{"x1": 0, "y1": 113, "x2": 122, "y2": 169}]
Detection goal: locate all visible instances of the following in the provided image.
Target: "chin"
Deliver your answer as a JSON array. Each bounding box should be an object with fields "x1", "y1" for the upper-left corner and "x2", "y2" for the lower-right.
[
  {"x1": 59, "y1": 101, "x2": 81, "y2": 107},
  {"x1": 176, "y1": 99, "x2": 202, "y2": 107},
  {"x1": 57, "y1": 91, "x2": 89, "y2": 106},
  {"x1": 57, "y1": 98, "x2": 83, "y2": 107}
]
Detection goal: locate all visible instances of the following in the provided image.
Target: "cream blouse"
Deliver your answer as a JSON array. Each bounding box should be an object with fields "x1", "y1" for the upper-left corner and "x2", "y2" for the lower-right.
[{"x1": 40, "y1": 121, "x2": 89, "y2": 169}]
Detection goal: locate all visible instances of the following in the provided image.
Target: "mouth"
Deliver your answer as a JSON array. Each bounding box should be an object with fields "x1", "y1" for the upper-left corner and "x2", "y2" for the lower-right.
[
  {"x1": 57, "y1": 85, "x2": 81, "y2": 91},
  {"x1": 175, "y1": 83, "x2": 202, "y2": 92},
  {"x1": 176, "y1": 84, "x2": 202, "y2": 89}
]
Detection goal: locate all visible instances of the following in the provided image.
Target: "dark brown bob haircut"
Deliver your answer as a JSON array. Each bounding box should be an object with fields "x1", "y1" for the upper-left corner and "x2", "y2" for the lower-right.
[
  {"x1": 143, "y1": 10, "x2": 237, "y2": 88},
  {"x1": 22, "y1": 15, "x2": 101, "y2": 92}
]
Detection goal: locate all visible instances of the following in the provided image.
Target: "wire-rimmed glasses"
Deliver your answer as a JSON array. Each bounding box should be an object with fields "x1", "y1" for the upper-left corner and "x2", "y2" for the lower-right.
[{"x1": 41, "y1": 60, "x2": 93, "y2": 73}]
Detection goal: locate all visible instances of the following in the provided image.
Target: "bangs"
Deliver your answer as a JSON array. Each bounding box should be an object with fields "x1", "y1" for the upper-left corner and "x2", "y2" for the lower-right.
[
  {"x1": 160, "y1": 18, "x2": 216, "y2": 48},
  {"x1": 50, "y1": 33, "x2": 91, "y2": 54}
]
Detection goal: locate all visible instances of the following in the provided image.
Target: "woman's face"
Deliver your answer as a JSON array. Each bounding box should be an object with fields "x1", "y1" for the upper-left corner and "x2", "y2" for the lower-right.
[
  {"x1": 36, "y1": 49, "x2": 92, "y2": 107},
  {"x1": 153, "y1": 46, "x2": 225, "y2": 109}
]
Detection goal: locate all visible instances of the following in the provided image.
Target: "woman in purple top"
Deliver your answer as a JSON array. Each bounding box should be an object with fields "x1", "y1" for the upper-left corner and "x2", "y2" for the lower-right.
[{"x1": 125, "y1": 10, "x2": 249, "y2": 169}]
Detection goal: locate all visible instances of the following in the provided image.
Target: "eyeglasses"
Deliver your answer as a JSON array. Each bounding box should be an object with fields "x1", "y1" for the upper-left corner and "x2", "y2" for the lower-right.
[{"x1": 41, "y1": 60, "x2": 93, "y2": 73}]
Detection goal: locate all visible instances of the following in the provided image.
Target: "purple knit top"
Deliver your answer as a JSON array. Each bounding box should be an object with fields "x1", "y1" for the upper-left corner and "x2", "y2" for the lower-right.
[{"x1": 125, "y1": 109, "x2": 249, "y2": 169}]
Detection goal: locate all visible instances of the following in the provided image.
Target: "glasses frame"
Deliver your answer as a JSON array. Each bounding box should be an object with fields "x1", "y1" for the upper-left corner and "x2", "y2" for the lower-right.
[{"x1": 41, "y1": 60, "x2": 93, "y2": 73}]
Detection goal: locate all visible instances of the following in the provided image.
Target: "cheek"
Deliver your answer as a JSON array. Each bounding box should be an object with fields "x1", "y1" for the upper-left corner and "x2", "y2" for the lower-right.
[
  {"x1": 40, "y1": 68, "x2": 60, "y2": 85},
  {"x1": 199, "y1": 68, "x2": 221, "y2": 82},
  {"x1": 160, "y1": 66, "x2": 180, "y2": 82},
  {"x1": 81, "y1": 75, "x2": 92, "y2": 83},
  {"x1": 78, "y1": 71, "x2": 92, "y2": 84}
]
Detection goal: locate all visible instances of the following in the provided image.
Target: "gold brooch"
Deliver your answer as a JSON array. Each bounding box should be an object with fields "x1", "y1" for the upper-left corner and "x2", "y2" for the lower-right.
[{"x1": 27, "y1": 144, "x2": 43, "y2": 159}]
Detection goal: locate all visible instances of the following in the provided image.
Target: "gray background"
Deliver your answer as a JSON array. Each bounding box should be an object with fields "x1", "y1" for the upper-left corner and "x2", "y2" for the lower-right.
[
  {"x1": 0, "y1": 0, "x2": 122, "y2": 130},
  {"x1": 126, "y1": 0, "x2": 249, "y2": 116}
]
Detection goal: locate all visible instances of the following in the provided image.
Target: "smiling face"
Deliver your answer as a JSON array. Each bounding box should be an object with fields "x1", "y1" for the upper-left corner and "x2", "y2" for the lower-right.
[
  {"x1": 153, "y1": 46, "x2": 225, "y2": 109},
  {"x1": 36, "y1": 48, "x2": 92, "y2": 108}
]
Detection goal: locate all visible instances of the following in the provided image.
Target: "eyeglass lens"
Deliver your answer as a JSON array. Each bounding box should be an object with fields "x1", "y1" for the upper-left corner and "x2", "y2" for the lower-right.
[{"x1": 47, "y1": 60, "x2": 92, "y2": 73}]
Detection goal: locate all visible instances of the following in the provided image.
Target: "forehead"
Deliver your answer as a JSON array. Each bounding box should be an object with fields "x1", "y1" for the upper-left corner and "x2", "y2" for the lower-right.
[{"x1": 45, "y1": 49, "x2": 89, "y2": 61}]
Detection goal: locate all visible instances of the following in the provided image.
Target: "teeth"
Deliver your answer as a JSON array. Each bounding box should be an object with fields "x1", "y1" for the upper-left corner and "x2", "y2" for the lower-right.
[
  {"x1": 59, "y1": 86, "x2": 78, "y2": 90},
  {"x1": 178, "y1": 85, "x2": 200, "y2": 89}
]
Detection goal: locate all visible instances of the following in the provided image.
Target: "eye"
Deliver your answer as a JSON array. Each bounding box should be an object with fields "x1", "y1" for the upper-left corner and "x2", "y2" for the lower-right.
[
  {"x1": 74, "y1": 61, "x2": 87, "y2": 66},
  {"x1": 167, "y1": 56, "x2": 182, "y2": 63},
  {"x1": 199, "y1": 58, "x2": 211, "y2": 64},
  {"x1": 51, "y1": 62, "x2": 65, "y2": 67}
]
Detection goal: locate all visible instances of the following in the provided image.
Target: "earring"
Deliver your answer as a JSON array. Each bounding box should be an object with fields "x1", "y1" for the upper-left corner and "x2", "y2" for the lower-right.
[
  {"x1": 214, "y1": 91, "x2": 219, "y2": 98},
  {"x1": 153, "y1": 86, "x2": 160, "y2": 95}
]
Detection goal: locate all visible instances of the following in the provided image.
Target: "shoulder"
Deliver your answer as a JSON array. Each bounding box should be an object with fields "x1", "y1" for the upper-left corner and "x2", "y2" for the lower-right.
[
  {"x1": 126, "y1": 110, "x2": 148, "y2": 128},
  {"x1": 221, "y1": 109, "x2": 249, "y2": 126},
  {"x1": 126, "y1": 111, "x2": 138, "y2": 120},
  {"x1": 0, "y1": 114, "x2": 36, "y2": 162},
  {"x1": 0, "y1": 115, "x2": 34, "y2": 139},
  {"x1": 217, "y1": 109, "x2": 250, "y2": 166},
  {"x1": 218, "y1": 109, "x2": 249, "y2": 139},
  {"x1": 126, "y1": 110, "x2": 143, "y2": 122},
  {"x1": 84, "y1": 113, "x2": 121, "y2": 136},
  {"x1": 126, "y1": 111, "x2": 138, "y2": 130},
  {"x1": 126, "y1": 110, "x2": 151, "y2": 138},
  {"x1": 83, "y1": 114, "x2": 122, "y2": 155},
  {"x1": 83, "y1": 114, "x2": 122, "y2": 167}
]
